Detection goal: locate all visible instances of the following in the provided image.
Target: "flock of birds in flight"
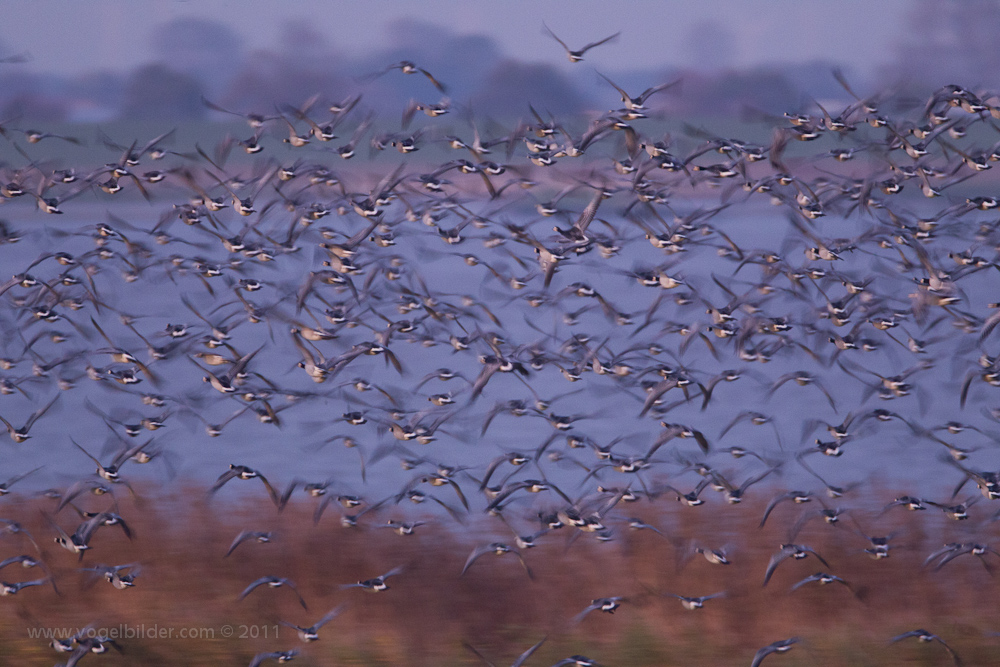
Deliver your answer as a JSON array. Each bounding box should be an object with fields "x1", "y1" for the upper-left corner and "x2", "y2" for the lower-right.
[{"x1": 2, "y1": 24, "x2": 1000, "y2": 667}]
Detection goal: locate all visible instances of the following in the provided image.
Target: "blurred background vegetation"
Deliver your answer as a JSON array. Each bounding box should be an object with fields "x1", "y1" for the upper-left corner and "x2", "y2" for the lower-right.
[{"x1": 3, "y1": 1, "x2": 1000, "y2": 126}]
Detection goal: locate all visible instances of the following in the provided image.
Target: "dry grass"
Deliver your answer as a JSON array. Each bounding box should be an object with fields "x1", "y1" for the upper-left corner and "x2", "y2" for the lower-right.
[{"x1": 0, "y1": 486, "x2": 997, "y2": 666}]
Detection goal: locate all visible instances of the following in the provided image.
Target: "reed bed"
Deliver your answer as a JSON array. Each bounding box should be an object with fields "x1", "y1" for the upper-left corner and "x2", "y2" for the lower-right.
[{"x1": 0, "y1": 485, "x2": 997, "y2": 665}]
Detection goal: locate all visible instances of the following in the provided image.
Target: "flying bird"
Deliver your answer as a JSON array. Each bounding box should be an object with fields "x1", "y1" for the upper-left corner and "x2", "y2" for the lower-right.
[{"x1": 544, "y1": 24, "x2": 620, "y2": 62}]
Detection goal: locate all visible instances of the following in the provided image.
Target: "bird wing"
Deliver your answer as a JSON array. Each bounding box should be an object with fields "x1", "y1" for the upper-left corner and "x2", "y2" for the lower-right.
[
  {"x1": 543, "y1": 24, "x2": 571, "y2": 53},
  {"x1": 256, "y1": 474, "x2": 280, "y2": 507},
  {"x1": 443, "y1": 478, "x2": 470, "y2": 511},
  {"x1": 210, "y1": 468, "x2": 239, "y2": 493},
  {"x1": 763, "y1": 549, "x2": 791, "y2": 586},
  {"x1": 70, "y1": 439, "x2": 104, "y2": 468},
  {"x1": 462, "y1": 546, "x2": 491, "y2": 576},
  {"x1": 750, "y1": 645, "x2": 776, "y2": 667},
  {"x1": 789, "y1": 574, "x2": 820, "y2": 591},
  {"x1": 571, "y1": 603, "x2": 600, "y2": 624},
  {"x1": 284, "y1": 579, "x2": 308, "y2": 609},
  {"x1": 759, "y1": 493, "x2": 792, "y2": 528},
  {"x1": 470, "y1": 363, "x2": 500, "y2": 401},
  {"x1": 691, "y1": 429, "x2": 711, "y2": 454},
  {"x1": 597, "y1": 71, "x2": 630, "y2": 102},
  {"x1": 227, "y1": 345, "x2": 263, "y2": 382},
  {"x1": 512, "y1": 636, "x2": 548, "y2": 667},
  {"x1": 25, "y1": 394, "x2": 59, "y2": 431},
  {"x1": 637, "y1": 78, "x2": 681, "y2": 105},
  {"x1": 249, "y1": 652, "x2": 281, "y2": 667},
  {"x1": 315, "y1": 603, "x2": 347, "y2": 629},
  {"x1": 580, "y1": 31, "x2": 621, "y2": 54},
  {"x1": 933, "y1": 545, "x2": 974, "y2": 571},
  {"x1": 225, "y1": 530, "x2": 254, "y2": 558},
  {"x1": 238, "y1": 577, "x2": 273, "y2": 600},
  {"x1": 809, "y1": 546, "x2": 832, "y2": 569},
  {"x1": 574, "y1": 189, "x2": 604, "y2": 234},
  {"x1": 512, "y1": 549, "x2": 534, "y2": 580},
  {"x1": 936, "y1": 637, "x2": 964, "y2": 667}
]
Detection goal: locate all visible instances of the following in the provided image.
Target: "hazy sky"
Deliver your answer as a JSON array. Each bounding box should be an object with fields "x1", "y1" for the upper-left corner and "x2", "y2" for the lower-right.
[{"x1": 3, "y1": 0, "x2": 911, "y2": 76}]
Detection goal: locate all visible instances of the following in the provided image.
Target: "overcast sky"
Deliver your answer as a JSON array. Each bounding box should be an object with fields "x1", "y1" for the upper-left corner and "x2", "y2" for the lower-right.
[{"x1": 3, "y1": 0, "x2": 911, "y2": 77}]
